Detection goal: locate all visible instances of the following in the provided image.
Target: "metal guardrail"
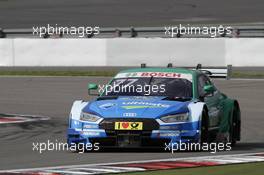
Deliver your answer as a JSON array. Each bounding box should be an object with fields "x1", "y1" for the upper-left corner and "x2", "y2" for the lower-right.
[{"x1": 0, "y1": 25, "x2": 264, "y2": 38}]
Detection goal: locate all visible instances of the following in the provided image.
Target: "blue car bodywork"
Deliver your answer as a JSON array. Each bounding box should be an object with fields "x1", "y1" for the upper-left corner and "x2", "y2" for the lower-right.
[{"x1": 68, "y1": 96, "x2": 201, "y2": 148}]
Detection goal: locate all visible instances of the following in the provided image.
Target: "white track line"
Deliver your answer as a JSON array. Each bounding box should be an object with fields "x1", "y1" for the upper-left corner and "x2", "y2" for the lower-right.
[{"x1": 44, "y1": 169, "x2": 93, "y2": 175}]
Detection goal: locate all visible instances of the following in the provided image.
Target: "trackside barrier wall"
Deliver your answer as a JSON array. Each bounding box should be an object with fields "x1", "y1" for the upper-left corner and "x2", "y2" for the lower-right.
[
  {"x1": 0, "y1": 39, "x2": 107, "y2": 66},
  {"x1": 1, "y1": 39, "x2": 264, "y2": 67}
]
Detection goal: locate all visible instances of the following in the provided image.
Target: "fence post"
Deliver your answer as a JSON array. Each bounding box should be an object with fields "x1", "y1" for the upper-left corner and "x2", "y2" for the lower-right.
[
  {"x1": 227, "y1": 65, "x2": 232, "y2": 80},
  {"x1": 141, "y1": 63, "x2": 146, "y2": 68},
  {"x1": 0, "y1": 28, "x2": 6, "y2": 38}
]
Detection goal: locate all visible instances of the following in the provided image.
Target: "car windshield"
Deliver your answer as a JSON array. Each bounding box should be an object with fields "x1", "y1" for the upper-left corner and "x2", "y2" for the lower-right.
[{"x1": 102, "y1": 77, "x2": 193, "y2": 98}]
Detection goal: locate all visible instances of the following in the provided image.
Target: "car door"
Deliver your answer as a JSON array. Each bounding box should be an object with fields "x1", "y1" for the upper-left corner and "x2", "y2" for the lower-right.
[{"x1": 197, "y1": 74, "x2": 221, "y2": 128}]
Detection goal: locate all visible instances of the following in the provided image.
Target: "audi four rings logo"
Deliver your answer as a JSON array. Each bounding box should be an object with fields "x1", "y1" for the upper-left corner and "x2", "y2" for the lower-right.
[{"x1": 123, "y1": 113, "x2": 137, "y2": 117}]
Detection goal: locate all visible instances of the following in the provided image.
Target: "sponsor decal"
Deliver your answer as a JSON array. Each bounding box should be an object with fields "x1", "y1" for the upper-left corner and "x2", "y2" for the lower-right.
[
  {"x1": 115, "y1": 72, "x2": 192, "y2": 81},
  {"x1": 115, "y1": 122, "x2": 143, "y2": 130},
  {"x1": 122, "y1": 105, "x2": 166, "y2": 109},
  {"x1": 122, "y1": 96, "x2": 153, "y2": 100},
  {"x1": 122, "y1": 102, "x2": 170, "y2": 108},
  {"x1": 99, "y1": 103, "x2": 116, "y2": 109},
  {"x1": 83, "y1": 124, "x2": 98, "y2": 129},
  {"x1": 81, "y1": 131, "x2": 101, "y2": 136},
  {"x1": 140, "y1": 72, "x2": 182, "y2": 78},
  {"x1": 124, "y1": 72, "x2": 138, "y2": 77}
]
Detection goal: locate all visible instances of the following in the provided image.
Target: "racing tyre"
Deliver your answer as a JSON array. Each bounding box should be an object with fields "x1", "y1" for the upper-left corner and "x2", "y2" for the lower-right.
[
  {"x1": 224, "y1": 111, "x2": 237, "y2": 147},
  {"x1": 200, "y1": 109, "x2": 209, "y2": 144},
  {"x1": 230, "y1": 108, "x2": 239, "y2": 146}
]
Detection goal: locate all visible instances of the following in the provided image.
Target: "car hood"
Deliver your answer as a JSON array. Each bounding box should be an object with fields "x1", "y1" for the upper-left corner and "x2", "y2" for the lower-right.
[{"x1": 82, "y1": 96, "x2": 191, "y2": 119}]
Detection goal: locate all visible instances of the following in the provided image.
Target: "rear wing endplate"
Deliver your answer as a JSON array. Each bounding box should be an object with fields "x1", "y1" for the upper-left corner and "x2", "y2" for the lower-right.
[
  {"x1": 140, "y1": 63, "x2": 232, "y2": 80},
  {"x1": 195, "y1": 64, "x2": 232, "y2": 80}
]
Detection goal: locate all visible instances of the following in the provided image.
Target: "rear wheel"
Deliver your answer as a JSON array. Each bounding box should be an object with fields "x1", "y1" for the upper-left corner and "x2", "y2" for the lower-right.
[
  {"x1": 200, "y1": 109, "x2": 209, "y2": 144},
  {"x1": 230, "y1": 106, "x2": 240, "y2": 146},
  {"x1": 222, "y1": 109, "x2": 238, "y2": 146},
  {"x1": 226, "y1": 124, "x2": 234, "y2": 145}
]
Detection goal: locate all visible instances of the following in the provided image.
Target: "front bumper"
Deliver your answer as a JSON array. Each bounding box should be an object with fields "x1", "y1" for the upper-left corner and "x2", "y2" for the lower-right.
[{"x1": 67, "y1": 118, "x2": 200, "y2": 148}]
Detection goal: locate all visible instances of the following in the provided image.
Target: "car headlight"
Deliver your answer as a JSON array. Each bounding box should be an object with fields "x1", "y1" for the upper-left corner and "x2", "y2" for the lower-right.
[
  {"x1": 160, "y1": 113, "x2": 189, "y2": 123},
  {"x1": 80, "y1": 112, "x2": 101, "y2": 122}
]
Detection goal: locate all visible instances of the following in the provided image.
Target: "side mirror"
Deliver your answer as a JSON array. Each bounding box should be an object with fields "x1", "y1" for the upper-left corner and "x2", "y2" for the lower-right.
[
  {"x1": 203, "y1": 84, "x2": 215, "y2": 94},
  {"x1": 88, "y1": 83, "x2": 99, "y2": 96}
]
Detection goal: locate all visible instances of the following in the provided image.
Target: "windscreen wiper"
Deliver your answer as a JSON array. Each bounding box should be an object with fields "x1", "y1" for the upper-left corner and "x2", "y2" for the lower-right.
[
  {"x1": 162, "y1": 96, "x2": 192, "y2": 102},
  {"x1": 96, "y1": 96, "x2": 118, "y2": 101}
]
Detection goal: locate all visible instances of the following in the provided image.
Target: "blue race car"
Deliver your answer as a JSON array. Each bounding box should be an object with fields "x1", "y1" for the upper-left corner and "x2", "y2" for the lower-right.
[{"x1": 67, "y1": 67, "x2": 241, "y2": 149}]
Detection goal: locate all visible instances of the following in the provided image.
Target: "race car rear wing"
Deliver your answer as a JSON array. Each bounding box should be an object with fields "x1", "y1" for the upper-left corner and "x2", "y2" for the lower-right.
[
  {"x1": 140, "y1": 63, "x2": 232, "y2": 80},
  {"x1": 194, "y1": 64, "x2": 232, "y2": 80}
]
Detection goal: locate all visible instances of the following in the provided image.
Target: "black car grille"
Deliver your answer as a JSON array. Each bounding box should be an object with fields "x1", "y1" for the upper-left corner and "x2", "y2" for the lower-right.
[{"x1": 91, "y1": 118, "x2": 169, "y2": 148}]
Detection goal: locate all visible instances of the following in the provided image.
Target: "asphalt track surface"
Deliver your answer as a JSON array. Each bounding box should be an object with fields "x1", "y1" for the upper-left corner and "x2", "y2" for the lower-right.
[
  {"x1": 0, "y1": 77, "x2": 264, "y2": 170},
  {"x1": 0, "y1": 0, "x2": 264, "y2": 28}
]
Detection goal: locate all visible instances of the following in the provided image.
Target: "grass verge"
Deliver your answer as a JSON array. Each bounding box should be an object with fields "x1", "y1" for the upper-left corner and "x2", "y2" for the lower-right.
[
  {"x1": 111, "y1": 162, "x2": 264, "y2": 175},
  {"x1": 232, "y1": 71, "x2": 264, "y2": 78}
]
